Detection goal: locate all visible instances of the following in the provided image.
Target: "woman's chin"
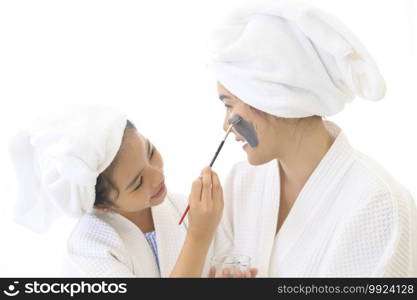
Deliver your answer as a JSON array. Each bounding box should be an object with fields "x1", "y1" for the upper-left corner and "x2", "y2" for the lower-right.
[{"x1": 247, "y1": 153, "x2": 271, "y2": 166}]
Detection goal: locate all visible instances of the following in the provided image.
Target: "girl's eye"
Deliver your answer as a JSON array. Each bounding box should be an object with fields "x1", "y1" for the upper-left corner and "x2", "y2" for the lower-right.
[
  {"x1": 224, "y1": 104, "x2": 232, "y2": 110},
  {"x1": 134, "y1": 178, "x2": 143, "y2": 191},
  {"x1": 149, "y1": 144, "x2": 155, "y2": 160}
]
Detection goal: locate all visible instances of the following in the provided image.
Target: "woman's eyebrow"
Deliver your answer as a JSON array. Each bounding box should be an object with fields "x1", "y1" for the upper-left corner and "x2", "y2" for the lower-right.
[
  {"x1": 219, "y1": 94, "x2": 232, "y2": 101},
  {"x1": 125, "y1": 139, "x2": 151, "y2": 191}
]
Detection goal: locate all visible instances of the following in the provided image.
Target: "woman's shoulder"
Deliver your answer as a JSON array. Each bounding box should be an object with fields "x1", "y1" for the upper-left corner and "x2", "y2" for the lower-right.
[
  {"x1": 342, "y1": 150, "x2": 416, "y2": 240},
  {"x1": 351, "y1": 150, "x2": 413, "y2": 200}
]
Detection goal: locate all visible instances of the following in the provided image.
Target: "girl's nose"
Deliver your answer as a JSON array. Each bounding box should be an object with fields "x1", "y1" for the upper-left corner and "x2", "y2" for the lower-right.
[{"x1": 149, "y1": 166, "x2": 165, "y2": 188}]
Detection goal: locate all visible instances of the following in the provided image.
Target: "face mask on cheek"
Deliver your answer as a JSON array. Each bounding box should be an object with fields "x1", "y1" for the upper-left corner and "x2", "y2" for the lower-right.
[{"x1": 228, "y1": 114, "x2": 259, "y2": 148}]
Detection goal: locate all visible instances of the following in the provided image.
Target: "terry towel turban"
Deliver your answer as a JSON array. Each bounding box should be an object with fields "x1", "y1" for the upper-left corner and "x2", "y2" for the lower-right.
[
  {"x1": 211, "y1": 0, "x2": 386, "y2": 117},
  {"x1": 9, "y1": 106, "x2": 127, "y2": 233}
]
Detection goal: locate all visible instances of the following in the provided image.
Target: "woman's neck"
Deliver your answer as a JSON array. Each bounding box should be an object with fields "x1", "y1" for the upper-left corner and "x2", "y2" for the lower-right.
[{"x1": 276, "y1": 120, "x2": 335, "y2": 204}]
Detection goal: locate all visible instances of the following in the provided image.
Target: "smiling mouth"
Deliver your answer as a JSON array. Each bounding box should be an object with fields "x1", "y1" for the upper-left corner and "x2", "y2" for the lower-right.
[
  {"x1": 234, "y1": 133, "x2": 248, "y2": 148},
  {"x1": 151, "y1": 182, "x2": 166, "y2": 199}
]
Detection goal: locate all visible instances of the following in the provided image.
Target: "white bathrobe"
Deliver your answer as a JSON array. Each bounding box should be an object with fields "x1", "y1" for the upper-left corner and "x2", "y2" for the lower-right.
[
  {"x1": 63, "y1": 192, "x2": 212, "y2": 277},
  {"x1": 214, "y1": 121, "x2": 417, "y2": 277}
]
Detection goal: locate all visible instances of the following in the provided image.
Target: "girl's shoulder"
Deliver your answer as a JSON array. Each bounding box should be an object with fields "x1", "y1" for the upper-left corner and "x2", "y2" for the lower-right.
[{"x1": 67, "y1": 211, "x2": 128, "y2": 257}]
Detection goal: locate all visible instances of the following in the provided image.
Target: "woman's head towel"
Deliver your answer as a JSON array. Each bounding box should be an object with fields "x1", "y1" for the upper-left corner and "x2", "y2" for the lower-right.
[
  {"x1": 9, "y1": 106, "x2": 127, "y2": 233},
  {"x1": 211, "y1": 0, "x2": 386, "y2": 117}
]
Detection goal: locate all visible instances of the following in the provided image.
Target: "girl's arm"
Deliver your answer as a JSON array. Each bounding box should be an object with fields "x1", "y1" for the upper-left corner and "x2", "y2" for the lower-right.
[{"x1": 169, "y1": 167, "x2": 223, "y2": 277}]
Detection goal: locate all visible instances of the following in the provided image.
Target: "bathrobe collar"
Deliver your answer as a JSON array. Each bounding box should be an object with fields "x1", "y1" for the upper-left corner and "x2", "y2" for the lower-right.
[
  {"x1": 257, "y1": 121, "x2": 355, "y2": 275},
  {"x1": 98, "y1": 192, "x2": 187, "y2": 277}
]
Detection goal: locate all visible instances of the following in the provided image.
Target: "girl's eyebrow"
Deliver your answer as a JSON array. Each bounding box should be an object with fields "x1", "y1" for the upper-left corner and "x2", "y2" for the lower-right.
[
  {"x1": 125, "y1": 139, "x2": 151, "y2": 191},
  {"x1": 125, "y1": 169, "x2": 144, "y2": 191},
  {"x1": 147, "y1": 139, "x2": 153, "y2": 159}
]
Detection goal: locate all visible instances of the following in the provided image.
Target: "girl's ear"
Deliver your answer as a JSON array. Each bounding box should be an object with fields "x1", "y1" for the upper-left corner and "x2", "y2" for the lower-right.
[
  {"x1": 93, "y1": 205, "x2": 109, "y2": 212},
  {"x1": 108, "y1": 189, "x2": 119, "y2": 203}
]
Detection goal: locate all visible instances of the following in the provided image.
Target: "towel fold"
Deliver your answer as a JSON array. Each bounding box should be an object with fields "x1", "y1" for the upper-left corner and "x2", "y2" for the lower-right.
[
  {"x1": 211, "y1": 0, "x2": 386, "y2": 117},
  {"x1": 9, "y1": 105, "x2": 127, "y2": 233}
]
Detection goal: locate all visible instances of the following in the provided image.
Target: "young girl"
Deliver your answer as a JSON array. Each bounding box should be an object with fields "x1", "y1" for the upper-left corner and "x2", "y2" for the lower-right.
[{"x1": 10, "y1": 106, "x2": 223, "y2": 277}]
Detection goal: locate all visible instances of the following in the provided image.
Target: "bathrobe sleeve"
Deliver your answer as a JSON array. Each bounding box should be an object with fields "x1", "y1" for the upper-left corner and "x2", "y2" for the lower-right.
[
  {"x1": 67, "y1": 254, "x2": 135, "y2": 277},
  {"x1": 213, "y1": 217, "x2": 234, "y2": 258},
  {"x1": 213, "y1": 164, "x2": 238, "y2": 259},
  {"x1": 66, "y1": 214, "x2": 136, "y2": 277},
  {"x1": 321, "y1": 188, "x2": 417, "y2": 277}
]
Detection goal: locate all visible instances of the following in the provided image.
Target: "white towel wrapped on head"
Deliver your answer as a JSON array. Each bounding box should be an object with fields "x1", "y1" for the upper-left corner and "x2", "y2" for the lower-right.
[
  {"x1": 9, "y1": 106, "x2": 127, "y2": 233},
  {"x1": 211, "y1": 0, "x2": 386, "y2": 117}
]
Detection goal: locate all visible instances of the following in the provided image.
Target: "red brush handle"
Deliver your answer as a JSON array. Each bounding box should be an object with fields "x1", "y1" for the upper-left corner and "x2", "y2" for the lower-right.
[{"x1": 178, "y1": 205, "x2": 190, "y2": 225}]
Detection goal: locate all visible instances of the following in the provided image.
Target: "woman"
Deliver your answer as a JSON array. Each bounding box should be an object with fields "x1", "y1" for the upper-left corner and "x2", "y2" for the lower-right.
[
  {"x1": 210, "y1": 0, "x2": 417, "y2": 277},
  {"x1": 9, "y1": 106, "x2": 223, "y2": 277}
]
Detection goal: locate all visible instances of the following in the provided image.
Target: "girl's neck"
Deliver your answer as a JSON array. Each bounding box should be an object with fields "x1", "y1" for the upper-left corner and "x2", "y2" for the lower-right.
[{"x1": 120, "y1": 207, "x2": 155, "y2": 233}]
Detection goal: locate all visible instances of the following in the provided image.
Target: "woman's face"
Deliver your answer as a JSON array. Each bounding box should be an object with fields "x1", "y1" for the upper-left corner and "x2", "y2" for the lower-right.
[
  {"x1": 217, "y1": 82, "x2": 298, "y2": 165},
  {"x1": 105, "y1": 129, "x2": 166, "y2": 213}
]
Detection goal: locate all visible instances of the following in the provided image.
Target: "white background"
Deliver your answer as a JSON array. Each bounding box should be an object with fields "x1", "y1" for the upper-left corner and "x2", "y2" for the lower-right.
[{"x1": 0, "y1": 0, "x2": 416, "y2": 276}]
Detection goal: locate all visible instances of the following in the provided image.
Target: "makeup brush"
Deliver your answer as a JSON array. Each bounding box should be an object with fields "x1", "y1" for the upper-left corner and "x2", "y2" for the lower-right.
[{"x1": 178, "y1": 115, "x2": 242, "y2": 225}]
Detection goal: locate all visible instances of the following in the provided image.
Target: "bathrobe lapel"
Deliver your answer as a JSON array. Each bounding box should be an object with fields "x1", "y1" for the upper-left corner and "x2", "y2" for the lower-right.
[
  {"x1": 231, "y1": 159, "x2": 280, "y2": 277},
  {"x1": 102, "y1": 193, "x2": 187, "y2": 277},
  {"x1": 102, "y1": 212, "x2": 160, "y2": 277},
  {"x1": 152, "y1": 193, "x2": 188, "y2": 277},
  {"x1": 256, "y1": 161, "x2": 280, "y2": 277},
  {"x1": 269, "y1": 123, "x2": 355, "y2": 276}
]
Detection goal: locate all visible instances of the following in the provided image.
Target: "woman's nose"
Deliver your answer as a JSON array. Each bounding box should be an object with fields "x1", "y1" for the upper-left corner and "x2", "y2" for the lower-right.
[{"x1": 223, "y1": 114, "x2": 230, "y2": 132}]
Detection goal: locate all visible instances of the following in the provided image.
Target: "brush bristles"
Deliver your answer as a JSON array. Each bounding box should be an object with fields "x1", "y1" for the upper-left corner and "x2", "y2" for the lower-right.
[{"x1": 228, "y1": 115, "x2": 242, "y2": 126}]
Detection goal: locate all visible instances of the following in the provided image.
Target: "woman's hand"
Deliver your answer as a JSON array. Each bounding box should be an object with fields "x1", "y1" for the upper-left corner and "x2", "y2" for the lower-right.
[
  {"x1": 208, "y1": 266, "x2": 259, "y2": 278},
  {"x1": 187, "y1": 166, "x2": 224, "y2": 242}
]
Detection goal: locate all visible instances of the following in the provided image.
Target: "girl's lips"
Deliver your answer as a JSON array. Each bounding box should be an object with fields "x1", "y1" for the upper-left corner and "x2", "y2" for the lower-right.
[{"x1": 151, "y1": 183, "x2": 166, "y2": 199}]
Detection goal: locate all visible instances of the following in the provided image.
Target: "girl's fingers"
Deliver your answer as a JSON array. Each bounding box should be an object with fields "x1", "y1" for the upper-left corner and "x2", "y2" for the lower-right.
[
  {"x1": 189, "y1": 178, "x2": 202, "y2": 206},
  {"x1": 208, "y1": 266, "x2": 216, "y2": 278},
  {"x1": 250, "y1": 268, "x2": 258, "y2": 278},
  {"x1": 222, "y1": 267, "x2": 231, "y2": 277},
  {"x1": 211, "y1": 171, "x2": 222, "y2": 207},
  {"x1": 234, "y1": 270, "x2": 243, "y2": 277},
  {"x1": 201, "y1": 167, "x2": 213, "y2": 205}
]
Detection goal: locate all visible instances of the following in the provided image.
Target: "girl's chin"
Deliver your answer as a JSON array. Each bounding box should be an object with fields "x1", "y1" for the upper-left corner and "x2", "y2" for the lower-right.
[{"x1": 150, "y1": 191, "x2": 167, "y2": 206}]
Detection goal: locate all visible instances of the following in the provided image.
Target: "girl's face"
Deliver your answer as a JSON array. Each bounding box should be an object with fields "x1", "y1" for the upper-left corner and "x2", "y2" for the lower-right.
[
  {"x1": 106, "y1": 129, "x2": 166, "y2": 213},
  {"x1": 217, "y1": 82, "x2": 298, "y2": 165}
]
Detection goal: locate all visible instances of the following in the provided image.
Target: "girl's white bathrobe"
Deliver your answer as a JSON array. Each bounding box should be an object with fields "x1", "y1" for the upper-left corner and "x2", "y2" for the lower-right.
[
  {"x1": 64, "y1": 192, "x2": 211, "y2": 277},
  {"x1": 214, "y1": 121, "x2": 417, "y2": 277}
]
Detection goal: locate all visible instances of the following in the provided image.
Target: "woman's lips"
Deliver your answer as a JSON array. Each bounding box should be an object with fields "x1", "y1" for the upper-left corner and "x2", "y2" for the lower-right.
[
  {"x1": 151, "y1": 183, "x2": 166, "y2": 199},
  {"x1": 234, "y1": 133, "x2": 249, "y2": 150}
]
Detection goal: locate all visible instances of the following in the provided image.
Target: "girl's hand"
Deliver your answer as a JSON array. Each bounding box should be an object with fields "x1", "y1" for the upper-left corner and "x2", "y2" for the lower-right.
[
  {"x1": 187, "y1": 166, "x2": 224, "y2": 242},
  {"x1": 208, "y1": 266, "x2": 259, "y2": 278}
]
